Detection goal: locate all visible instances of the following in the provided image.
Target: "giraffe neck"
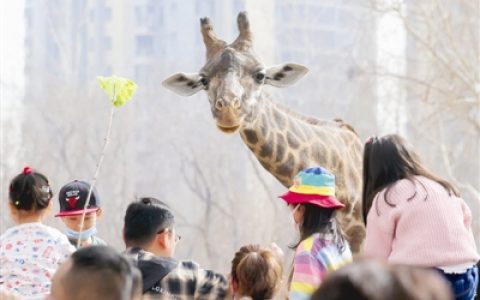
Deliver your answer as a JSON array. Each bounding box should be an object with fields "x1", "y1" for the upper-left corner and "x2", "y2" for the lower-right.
[
  {"x1": 239, "y1": 93, "x2": 337, "y2": 186},
  {"x1": 239, "y1": 93, "x2": 365, "y2": 253}
]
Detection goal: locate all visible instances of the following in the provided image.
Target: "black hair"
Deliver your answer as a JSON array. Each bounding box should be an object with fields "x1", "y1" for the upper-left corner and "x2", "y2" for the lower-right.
[
  {"x1": 9, "y1": 168, "x2": 53, "y2": 211},
  {"x1": 291, "y1": 204, "x2": 346, "y2": 253},
  {"x1": 362, "y1": 134, "x2": 459, "y2": 225},
  {"x1": 123, "y1": 197, "x2": 175, "y2": 247},
  {"x1": 65, "y1": 245, "x2": 139, "y2": 300}
]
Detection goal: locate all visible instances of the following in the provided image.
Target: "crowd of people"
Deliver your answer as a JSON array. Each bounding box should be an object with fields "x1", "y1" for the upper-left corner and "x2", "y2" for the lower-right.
[{"x1": 0, "y1": 134, "x2": 478, "y2": 300}]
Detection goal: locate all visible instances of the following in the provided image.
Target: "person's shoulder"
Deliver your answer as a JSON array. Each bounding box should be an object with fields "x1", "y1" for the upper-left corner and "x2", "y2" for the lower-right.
[
  {"x1": 178, "y1": 260, "x2": 200, "y2": 270},
  {"x1": 375, "y1": 177, "x2": 425, "y2": 207},
  {"x1": 91, "y1": 235, "x2": 107, "y2": 245},
  {"x1": 0, "y1": 225, "x2": 21, "y2": 240},
  {"x1": 41, "y1": 224, "x2": 67, "y2": 238},
  {"x1": 176, "y1": 260, "x2": 227, "y2": 282},
  {"x1": 296, "y1": 234, "x2": 318, "y2": 255}
]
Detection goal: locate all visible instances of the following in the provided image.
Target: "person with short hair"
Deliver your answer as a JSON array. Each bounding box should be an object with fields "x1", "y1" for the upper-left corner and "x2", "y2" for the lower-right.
[
  {"x1": 55, "y1": 180, "x2": 106, "y2": 248},
  {"x1": 123, "y1": 197, "x2": 228, "y2": 299},
  {"x1": 47, "y1": 245, "x2": 141, "y2": 300},
  {"x1": 230, "y1": 244, "x2": 283, "y2": 300},
  {"x1": 0, "y1": 166, "x2": 75, "y2": 299},
  {"x1": 311, "y1": 259, "x2": 454, "y2": 300}
]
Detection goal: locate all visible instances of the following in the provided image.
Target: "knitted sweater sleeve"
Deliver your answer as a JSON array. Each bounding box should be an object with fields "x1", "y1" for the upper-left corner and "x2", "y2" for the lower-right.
[{"x1": 363, "y1": 191, "x2": 396, "y2": 260}]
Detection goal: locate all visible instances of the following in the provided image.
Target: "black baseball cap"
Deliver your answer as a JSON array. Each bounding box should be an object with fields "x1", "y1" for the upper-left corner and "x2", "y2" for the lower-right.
[{"x1": 55, "y1": 180, "x2": 100, "y2": 217}]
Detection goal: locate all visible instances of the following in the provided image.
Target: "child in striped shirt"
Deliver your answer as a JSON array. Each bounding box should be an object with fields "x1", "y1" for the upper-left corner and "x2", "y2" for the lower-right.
[{"x1": 279, "y1": 166, "x2": 352, "y2": 300}]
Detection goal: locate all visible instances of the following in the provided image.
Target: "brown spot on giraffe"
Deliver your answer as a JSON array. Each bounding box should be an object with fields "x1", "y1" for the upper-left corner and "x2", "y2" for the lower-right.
[
  {"x1": 162, "y1": 11, "x2": 365, "y2": 253},
  {"x1": 275, "y1": 133, "x2": 286, "y2": 163},
  {"x1": 259, "y1": 143, "x2": 273, "y2": 158},
  {"x1": 276, "y1": 153, "x2": 295, "y2": 178},
  {"x1": 243, "y1": 129, "x2": 258, "y2": 145}
]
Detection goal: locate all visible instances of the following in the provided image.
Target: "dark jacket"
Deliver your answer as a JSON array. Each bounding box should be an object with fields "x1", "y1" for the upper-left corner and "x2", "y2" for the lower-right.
[{"x1": 124, "y1": 247, "x2": 228, "y2": 300}]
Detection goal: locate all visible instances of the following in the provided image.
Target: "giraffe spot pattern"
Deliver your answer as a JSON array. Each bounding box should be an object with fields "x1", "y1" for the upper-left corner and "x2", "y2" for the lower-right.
[
  {"x1": 345, "y1": 224, "x2": 366, "y2": 254},
  {"x1": 276, "y1": 153, "x2": 294, "y2": 177},
  {"x1": 259, "y1": 144, "x2": 273, "y2": 157},
  {"x1": 243, "y1": 129, "x2": 258, "y2": 145},
  {"x1": 275, "y1": 133, "x2": 286, "y2": 162},
  {"x1": 287, "y1": 131, "x2": 300, "y2": 149},
  {"x1": 273, "y1": 109, "x2": 286, "y2": 129}
]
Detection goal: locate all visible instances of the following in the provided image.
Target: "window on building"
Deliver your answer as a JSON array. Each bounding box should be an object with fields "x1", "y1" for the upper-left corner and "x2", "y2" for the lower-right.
[
  {"x1": 102, "y1": 7, "x2": 111, "y2": 21},
  {"x1": 136, "y1": 35, "x2": 154, "y2": 56},
  {"x1": 103, "y1": 36, "x2": 112, "y2": 51}
]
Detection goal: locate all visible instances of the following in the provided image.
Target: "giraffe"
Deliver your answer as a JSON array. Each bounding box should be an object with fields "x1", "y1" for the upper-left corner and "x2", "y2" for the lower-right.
[{"x1": 162, "y1": 12, "x2": 365, "y2": 253}]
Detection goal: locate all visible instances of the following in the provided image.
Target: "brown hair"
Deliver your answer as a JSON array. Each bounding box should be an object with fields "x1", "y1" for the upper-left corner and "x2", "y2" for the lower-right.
[
  {"x1": 311, "y1": 259, "x2": 453, "y2": 300},
  {"x1": 231, "y1": 244, "x2": 283, "y2": 300},
  {"x1": 362, "y1": 134, "x2": 458, "y2": 224}
]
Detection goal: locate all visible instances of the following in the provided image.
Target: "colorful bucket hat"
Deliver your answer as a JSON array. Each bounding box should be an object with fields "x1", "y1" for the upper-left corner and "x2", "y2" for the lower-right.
[{"x1": 279, "y1": 166, "x2": 345, "y2": 209}]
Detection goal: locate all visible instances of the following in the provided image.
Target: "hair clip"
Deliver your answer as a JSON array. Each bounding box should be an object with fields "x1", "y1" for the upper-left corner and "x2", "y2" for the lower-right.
[
  {"x1": 365, "y1": 136, "x2": 377, "y2": 144},
  {"x1": 23, "y1": 166, "x2": 33, "y2": 175},
  {"x1": 14, "y1": 201, "x2": 20, "y2": 206},
  {"x1": 41, "y1": 186, "x2": 50, "y2": 193}
]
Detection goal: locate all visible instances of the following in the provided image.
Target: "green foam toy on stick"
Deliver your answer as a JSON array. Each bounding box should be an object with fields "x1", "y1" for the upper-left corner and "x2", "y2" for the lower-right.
[
  {"x1": 97, "y1": 75, "x2": 138, "y2": 107},
  {"x1": 77, "y1": 75, "x2": 138, "y2": 248}
]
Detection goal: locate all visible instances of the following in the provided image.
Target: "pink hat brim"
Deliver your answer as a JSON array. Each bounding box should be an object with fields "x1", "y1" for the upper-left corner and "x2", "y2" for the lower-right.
[
  {"x1": 54, "y1": 207, "x2": 99, "y2": 217},
  {"x1": 279, "y1": 191, "x2": 345, "y2": 209}
]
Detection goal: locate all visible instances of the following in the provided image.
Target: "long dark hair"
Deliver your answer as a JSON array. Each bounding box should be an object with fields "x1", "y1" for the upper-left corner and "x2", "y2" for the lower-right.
[
  {"x1": 362, "y1": 134, "x2": 458, "y2": 225},
  {"x1": 291, "y1": 204, "x2": 346, "y2": 253}
]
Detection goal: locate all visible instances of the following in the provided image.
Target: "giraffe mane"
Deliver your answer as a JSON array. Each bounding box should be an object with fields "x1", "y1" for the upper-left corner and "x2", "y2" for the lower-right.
[{"x1": 269, "y1": 99, "x2": 358, "y2": 136}]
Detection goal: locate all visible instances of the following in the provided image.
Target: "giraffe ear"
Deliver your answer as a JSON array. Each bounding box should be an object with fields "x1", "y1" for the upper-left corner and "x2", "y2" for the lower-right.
[
  {"x1": 162, "y1": 73, "x2": 204, "y2": 96},
  {"x1": 265, "y1": 63, "x2": 308, "y2": 88}
]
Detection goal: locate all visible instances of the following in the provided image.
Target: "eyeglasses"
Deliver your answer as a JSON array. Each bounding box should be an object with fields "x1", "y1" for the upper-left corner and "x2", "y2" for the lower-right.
[{"x1": 157, "y1": 228, "x2": 181, "y2": 242}]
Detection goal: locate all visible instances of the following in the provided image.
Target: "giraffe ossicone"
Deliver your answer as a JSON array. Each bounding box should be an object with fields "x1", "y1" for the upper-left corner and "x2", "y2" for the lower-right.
[{"x1": 162, "y1": 11, "x2": 365, "y2": 253}]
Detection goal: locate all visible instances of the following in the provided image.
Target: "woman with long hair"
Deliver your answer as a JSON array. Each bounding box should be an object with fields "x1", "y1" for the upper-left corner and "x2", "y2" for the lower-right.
[{"x1": 362, "y1": 134, "x2": 479, "y2": 300}]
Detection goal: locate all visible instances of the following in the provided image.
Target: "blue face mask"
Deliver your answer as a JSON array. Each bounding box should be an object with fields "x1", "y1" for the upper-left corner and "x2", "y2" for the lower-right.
[{"x1": 65, "y1": 226, "x2": 97, "y2": 240}]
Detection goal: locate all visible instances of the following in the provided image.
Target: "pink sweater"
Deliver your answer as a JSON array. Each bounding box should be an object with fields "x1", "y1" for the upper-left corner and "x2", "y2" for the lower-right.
[{"x1": 364, "y1": 176, "x2": 479, "y2": 267}]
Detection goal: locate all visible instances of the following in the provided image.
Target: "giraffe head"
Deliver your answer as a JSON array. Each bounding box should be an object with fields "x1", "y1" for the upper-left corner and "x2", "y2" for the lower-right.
[{"x1": 162, "y1": 12, "x2": 308, "y2": 134}]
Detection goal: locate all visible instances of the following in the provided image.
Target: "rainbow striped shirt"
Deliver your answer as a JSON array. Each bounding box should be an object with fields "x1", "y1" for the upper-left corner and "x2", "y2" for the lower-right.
[{"x1": 289, "y1": 233, "x2": 352, "y2": 300}]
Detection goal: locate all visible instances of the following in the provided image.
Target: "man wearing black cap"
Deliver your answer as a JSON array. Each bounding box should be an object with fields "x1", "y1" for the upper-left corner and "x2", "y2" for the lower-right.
[{"x1": 55, "y1": 180, "x2": 106, "y2": 247}]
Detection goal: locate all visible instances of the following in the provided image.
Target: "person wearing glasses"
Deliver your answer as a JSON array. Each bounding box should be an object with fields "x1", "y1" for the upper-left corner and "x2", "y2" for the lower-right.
[{"x1": 122, "y1": 197, "x2": 228, "y2": 299}]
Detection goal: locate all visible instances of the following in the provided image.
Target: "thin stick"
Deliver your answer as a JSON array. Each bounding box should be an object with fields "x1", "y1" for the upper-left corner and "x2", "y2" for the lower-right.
[{"x1": 76, "y1": 87, "x2": 116, "y2": 248}]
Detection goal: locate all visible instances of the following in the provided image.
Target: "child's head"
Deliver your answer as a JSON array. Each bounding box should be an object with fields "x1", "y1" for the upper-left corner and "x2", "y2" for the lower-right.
[
  {"x1": 362, "y1": 134, "x2": 458, "y2": 224},
  {"x1": 55, "y1": 180, "x2": 102, "y2": 234},
  {"x1": 49, "y1": 245, "x2": 139, "y2": 300},
  {"x1": 279, "y1": 167, "x2": 346, "y2": 249},
  {"x1": 311, "y1": 259, "x2": 453, "y2": 300},
  {"x1": 230, "y1": 244, "x2": 283, "y2": 300},
  {"x1": 8, "y1": 166, "x2": 53, "y2": 222}
]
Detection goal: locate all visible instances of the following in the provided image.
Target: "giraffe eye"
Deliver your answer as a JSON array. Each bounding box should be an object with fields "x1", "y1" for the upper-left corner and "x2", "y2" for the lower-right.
[
  {"x1": 254, "y1": 72, "x2": 266, "y2": 83},
  {"x1": 200, "y1": 77, "x2": 209, "y2": 87}
]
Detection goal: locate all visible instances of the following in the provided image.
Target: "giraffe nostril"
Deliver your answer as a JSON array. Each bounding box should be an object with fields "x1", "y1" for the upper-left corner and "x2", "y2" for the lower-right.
[
  {"x1": 215, "y1": 100, "x2": 224, "y2": 111},
  {"x1": 232, "y1": 98, "x2": 241, "y2": 109}
]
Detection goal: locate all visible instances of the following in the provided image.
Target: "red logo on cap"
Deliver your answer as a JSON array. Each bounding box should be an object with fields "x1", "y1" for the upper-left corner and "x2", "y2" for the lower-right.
[{"x1": 67, "y1": 196, "x2": 80, "y2": 209}]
